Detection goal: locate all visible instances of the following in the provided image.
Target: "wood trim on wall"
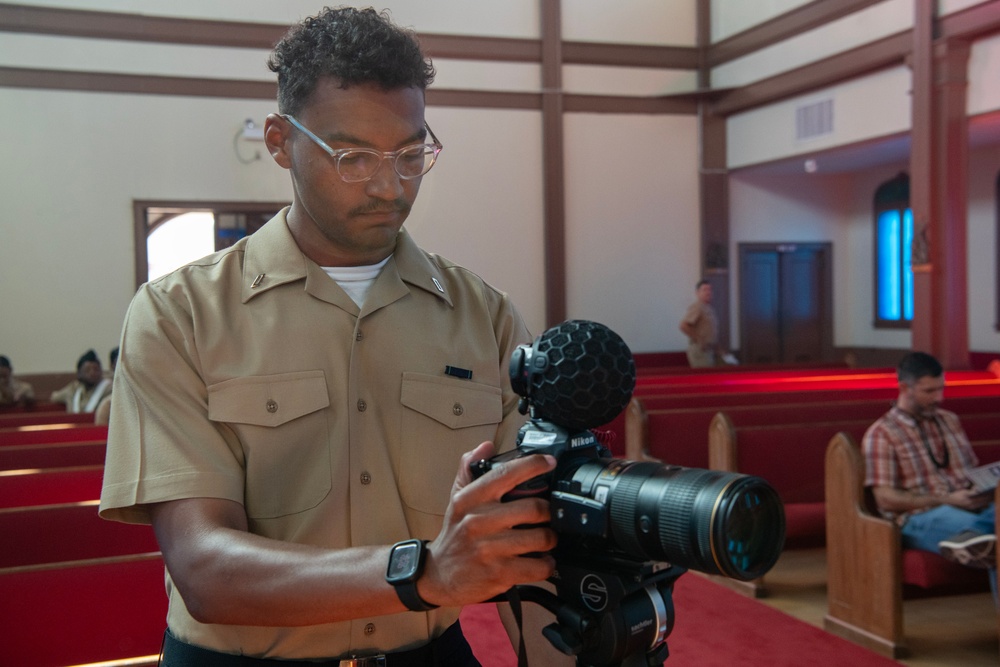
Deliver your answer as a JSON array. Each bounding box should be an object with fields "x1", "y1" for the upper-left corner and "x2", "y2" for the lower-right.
[
  {"x1": 540, "y1": 0, "x2": 566, "y2": 327},
  {"x1": 709, "y1": 31, "x2": 911, "y2": 116},
  {"x1": 0, "y1": 3, "x2": 698, "y2": 69},
  {"x1": 3, "y1": 2, "x2": 999, "y2": 119},
  {"x1": 707, "y1": 0, "x2": 884, "y2": 67}
]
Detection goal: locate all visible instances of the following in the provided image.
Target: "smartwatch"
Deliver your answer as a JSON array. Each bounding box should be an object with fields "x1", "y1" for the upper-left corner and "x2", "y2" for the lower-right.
[{"x1": 385, "y1": 539, "x2": 438, "y2": 612}]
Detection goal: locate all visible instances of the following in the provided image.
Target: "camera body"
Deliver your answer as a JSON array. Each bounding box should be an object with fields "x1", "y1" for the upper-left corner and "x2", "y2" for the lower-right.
[{"x1": 470, "y1": 320, "x2": 785, "y2": 666}]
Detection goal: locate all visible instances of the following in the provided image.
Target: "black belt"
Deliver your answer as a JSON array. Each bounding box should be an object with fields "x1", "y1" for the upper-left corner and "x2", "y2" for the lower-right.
[{"x1": 160, "y1": 621, "x2": 479, "y2": 667}]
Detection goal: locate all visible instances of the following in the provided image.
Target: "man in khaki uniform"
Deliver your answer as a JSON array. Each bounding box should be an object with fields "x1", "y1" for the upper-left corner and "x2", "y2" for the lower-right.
[
  {"x1": 100, "y1": 7, "x2": 570, "y2": 666},
  {"x1": 679, "y1": 279, "x2": 720, "y2": 368}
]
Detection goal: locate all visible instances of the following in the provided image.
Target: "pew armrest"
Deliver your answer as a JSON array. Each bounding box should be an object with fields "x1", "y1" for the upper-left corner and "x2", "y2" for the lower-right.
[
  {"x1": 824, "y1": 432, "x2": 905, "y2": 658},
  {"x1": 707, "y1": 412, "x2": 737, "y2": 472}
]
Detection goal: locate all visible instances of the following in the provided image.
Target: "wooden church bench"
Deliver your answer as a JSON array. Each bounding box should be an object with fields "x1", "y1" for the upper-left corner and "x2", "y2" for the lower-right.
[{"x1": 824, "y1": 432, "x2": 993, "y2": 659}]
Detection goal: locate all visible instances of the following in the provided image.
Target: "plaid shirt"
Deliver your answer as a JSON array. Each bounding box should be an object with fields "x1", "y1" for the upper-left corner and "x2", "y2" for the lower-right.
[{"x1": 862, "y1": 405, "x2": 978, "y2": 524}]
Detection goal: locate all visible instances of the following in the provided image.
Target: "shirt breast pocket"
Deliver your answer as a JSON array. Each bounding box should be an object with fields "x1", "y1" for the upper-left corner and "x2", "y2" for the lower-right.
[
  {"x1": 208, "y1": 370, "x2": 331, "y2": 519},
  {"x1": 398, "y1": 372, "x2": 503, "y2": 516}
]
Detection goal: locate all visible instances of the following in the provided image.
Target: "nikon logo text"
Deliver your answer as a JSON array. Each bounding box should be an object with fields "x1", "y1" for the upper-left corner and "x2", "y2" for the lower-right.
[{"x1": 570, "y1": 435, "x2": 595, "y2": 449}]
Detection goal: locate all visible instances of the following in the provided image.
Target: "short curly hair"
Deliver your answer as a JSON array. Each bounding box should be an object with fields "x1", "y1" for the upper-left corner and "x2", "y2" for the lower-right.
[{"x1": 267, "y1": 6, "x2": 436, "y2": 115}]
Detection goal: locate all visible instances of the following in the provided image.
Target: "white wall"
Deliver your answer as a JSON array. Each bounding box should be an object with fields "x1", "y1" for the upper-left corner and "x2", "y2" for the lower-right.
[
  {"x1": 710, "y1": 0, "x2": 812, "y2": 43},
  {"x1": 563, "y1": 113, "x2": 701, "y2": 353},
  {"x1": 727, "y1": 67, "x2": 913, "y2": 171},
  {"x1": 712, "y1": 0, "x2": 912, "y2": 89}
]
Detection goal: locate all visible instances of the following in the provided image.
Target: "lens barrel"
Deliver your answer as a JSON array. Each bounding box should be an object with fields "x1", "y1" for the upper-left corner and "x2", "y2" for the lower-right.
[{"x1": 567, "y1": 460, "x2": 785, "y2": 580}]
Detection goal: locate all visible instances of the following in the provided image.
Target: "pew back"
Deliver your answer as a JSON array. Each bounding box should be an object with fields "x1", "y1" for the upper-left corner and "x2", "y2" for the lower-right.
[
  {"x1": 0, "y1": 554, "x2": 166, "y2": 667},
  {"x1": 0, "y1": 424, "x2": 109, "y2": 446},
  {"x1": 0, "y1": 440, "x2": 106, "y2": 471},
  {"x1": 0, "y1": 465, "x2": 104, "y2": 508},
  {"x1": 0, "y1": 501, "x2": 158, "y2": 568}
]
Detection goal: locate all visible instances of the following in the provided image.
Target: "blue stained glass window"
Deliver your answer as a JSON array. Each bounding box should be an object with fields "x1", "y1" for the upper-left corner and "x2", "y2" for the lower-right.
[{"x1": 874, "y1": 173, "x2": 912, "y2": 326}]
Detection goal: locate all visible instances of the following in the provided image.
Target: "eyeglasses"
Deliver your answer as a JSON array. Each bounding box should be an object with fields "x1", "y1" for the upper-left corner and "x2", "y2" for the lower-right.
[{"x1": 281, "y1": 114, "x2": 442, "y2": 183}]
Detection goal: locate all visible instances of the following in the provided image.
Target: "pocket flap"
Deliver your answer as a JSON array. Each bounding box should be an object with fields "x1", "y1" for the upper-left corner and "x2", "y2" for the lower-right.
[
  {"x1": 208, "y1": 370, "x2": 329, "y2": 428},
  {"x1": 401, "y1": 372, "x2": 501, "y2": 429}
]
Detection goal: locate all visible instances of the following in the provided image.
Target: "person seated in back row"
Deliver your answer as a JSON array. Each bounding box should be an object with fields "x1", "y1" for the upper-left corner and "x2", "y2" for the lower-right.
[
  {"x1": 863, "y1": 351, "x2": 997, "y2": 602},
  {"x1": 0, "y1": 355, "x2": 35, "y2": 407},
  {"x1": 51, "y1": 349, "x2": 112, "y2": 414}
]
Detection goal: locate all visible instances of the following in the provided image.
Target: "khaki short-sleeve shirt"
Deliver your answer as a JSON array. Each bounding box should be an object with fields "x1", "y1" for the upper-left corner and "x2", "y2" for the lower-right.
[{"x1": 99, "y1": 209, "x2": 531, "y2": 659}]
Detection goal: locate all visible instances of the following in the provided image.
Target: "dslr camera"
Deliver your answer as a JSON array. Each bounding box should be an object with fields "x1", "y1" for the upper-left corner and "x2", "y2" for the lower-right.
[{"x1": 471, "y1": 320, "x2": 785, "y2": 667}]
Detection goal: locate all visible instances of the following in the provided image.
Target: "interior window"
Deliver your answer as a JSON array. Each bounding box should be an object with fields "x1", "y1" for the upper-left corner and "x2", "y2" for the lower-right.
[
  {"x1": 873, "y1": 173, "x2": 912, "y2": 328},
  {"x1": 134, "y1": 201, "x2": 284, "y2": 290}
]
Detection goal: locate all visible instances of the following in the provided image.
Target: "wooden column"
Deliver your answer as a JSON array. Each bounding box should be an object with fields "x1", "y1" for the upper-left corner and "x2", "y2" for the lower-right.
[
  {"x1": 540, "y1": 0, "x2": 566, "y2": 327},
  {"x1": 697, "y1": 0, "x2": 731, "y2": 350},
  {"x1": 909, "y1": 0, "x2": 971, "y2": 368}
]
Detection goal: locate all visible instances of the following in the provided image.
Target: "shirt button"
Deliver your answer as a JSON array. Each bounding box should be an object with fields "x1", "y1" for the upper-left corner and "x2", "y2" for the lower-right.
[
  {"x1": 266, "y1": 399, "x2": 278, "y2": 413},
  {"x1": 357, "y1": 399, "x2": 367, "y2": 412},
  {"x1": 453, "y1": 403, "x2": 464, "y2": 416},
  {"x1": 356, "y1": 331, "x2": 364, "y2": 342},
  {"x1": 360, "y1": 472, "x2": 372, "y2": 485},
  {"x1": 364, "y1": 623, "x2": 375, "y2": 635}
]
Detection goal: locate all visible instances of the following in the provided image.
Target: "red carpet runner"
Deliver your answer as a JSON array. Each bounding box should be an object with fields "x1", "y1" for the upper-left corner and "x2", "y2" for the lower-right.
[{"x1": 460, "y1": 572, "x2": 902, "y2": 666}]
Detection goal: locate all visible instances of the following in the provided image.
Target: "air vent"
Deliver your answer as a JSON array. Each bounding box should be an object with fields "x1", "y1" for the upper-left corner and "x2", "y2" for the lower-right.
[{"x1": 795, "y1": 99, "x2": 833, "y2": 141}]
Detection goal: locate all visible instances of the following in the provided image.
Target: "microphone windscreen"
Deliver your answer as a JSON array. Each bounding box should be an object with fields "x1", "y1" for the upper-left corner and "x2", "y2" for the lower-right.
[{"x1": 521, "y1": 320, "x2": 635, "y2": 431}]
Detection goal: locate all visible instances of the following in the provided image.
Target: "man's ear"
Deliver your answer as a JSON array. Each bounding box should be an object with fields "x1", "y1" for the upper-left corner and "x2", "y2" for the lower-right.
[{"x1": 264, "y1": 113, "x2": 292, "y2": 168}]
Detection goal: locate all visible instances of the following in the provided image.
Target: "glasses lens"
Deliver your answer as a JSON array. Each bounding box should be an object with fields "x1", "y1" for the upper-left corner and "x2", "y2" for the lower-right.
[
  {"x1": 394, "y1": 145, "x2": 438, "y2": 179},
  {"x1": 336, "y1": 150, "x2": 381, "y2": 183}
]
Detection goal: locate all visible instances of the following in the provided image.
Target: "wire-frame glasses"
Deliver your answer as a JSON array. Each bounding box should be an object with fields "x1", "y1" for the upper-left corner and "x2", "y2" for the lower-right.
[{"x1": 281, "y1": 114, "x2": 442, "y2": 183}]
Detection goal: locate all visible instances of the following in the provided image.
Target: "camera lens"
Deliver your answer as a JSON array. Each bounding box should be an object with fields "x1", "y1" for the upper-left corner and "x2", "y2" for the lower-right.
[{"x1": 567, "y1": 460, "x2": 785, "y2": 580}]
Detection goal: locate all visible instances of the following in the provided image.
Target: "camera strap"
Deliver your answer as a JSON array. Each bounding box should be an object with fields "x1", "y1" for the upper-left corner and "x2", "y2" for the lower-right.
[{"x1": 505, "y1": 587, "x2": 530, "y2": 667}]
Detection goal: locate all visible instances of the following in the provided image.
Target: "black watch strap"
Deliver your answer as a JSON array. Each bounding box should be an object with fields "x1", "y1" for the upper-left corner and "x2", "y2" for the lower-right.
[{"x1": 395, "y1": 579, "x2": 439, "y2": 612}]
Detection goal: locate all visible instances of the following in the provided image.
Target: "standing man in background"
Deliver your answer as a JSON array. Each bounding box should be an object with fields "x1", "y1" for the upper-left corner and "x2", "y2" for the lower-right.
[
  {"x1": 680, "y1": 279, "x2": 720, "y2": 368},
  {"x1": 100, "y1": 7, "x2": 571, "y2": 666}
]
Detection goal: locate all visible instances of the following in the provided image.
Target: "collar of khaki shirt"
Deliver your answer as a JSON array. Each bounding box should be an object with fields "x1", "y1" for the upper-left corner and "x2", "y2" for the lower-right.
[{"x1": 240, "y1": 208, "x2": 454, "y2": 310}]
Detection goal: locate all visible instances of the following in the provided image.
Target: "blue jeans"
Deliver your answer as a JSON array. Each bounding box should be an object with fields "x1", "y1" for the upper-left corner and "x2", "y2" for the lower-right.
[{"x1": 901, "y1": 502, "x2": 997, "y2": 604}]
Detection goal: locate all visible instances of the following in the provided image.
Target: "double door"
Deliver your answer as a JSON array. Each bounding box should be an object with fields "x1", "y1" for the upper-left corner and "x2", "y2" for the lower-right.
[{"x1": 738, "y1": 242, "x2": 833, "y2": 365}]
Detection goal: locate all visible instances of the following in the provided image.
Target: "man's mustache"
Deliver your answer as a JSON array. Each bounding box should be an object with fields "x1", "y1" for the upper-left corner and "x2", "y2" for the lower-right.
[{"x1": 350, "y1": 200, "x2": 410, "y2": 216}]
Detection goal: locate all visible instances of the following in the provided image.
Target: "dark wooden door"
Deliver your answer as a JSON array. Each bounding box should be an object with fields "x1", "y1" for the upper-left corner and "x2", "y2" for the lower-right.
[{"x1": 739, "y1": 243, "x2": 833, "y2": 364}]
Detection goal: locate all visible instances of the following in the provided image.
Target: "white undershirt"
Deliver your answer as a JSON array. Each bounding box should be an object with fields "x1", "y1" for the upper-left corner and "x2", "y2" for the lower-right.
[{"x1": 321, "y1": 257, "x2": 390, "y2": 307}]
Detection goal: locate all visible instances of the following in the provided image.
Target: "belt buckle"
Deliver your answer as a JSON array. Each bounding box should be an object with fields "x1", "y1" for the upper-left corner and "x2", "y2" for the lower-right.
[{"x1": 339, "y1": 656, "x2": 387, "y2": 667}]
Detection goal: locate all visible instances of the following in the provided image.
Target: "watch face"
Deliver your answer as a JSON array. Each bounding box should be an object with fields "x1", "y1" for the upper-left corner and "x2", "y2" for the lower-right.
[{"x1": 388, "y1": 542, "x2": 419, "y2": 580}]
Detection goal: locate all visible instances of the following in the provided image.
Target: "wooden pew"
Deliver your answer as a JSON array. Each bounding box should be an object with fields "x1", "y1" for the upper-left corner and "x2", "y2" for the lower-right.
[
  {"x1": 0, "y1": 500, "x2": 159, "y2": 568},
  {"x1": 824, "y1": 432, "x2": 994, "y2": 658},
  {"x1": 624, "y1": 397, "x2": 892, "y2": 464},
  {"x1": 0, "y1": 465, "x2": 104, "y2": 508},
  {"x1": 703, "y1": 411, "x2": 1000, "y2": 597},
  {"x1": 0, "y1": 439, "x2": 106, "y2": 471},
  {"x1": 0, "y1": 553, "x2": 166, "y2": 667},
  {"x1": 0, "y1": 401, "x2": 65, "y2": 414},
  {"x1": 0, "y1": 424, "x2": 108, "y2": 447},
  {"x1": 0, "y1": 411, "x2": 94, "y2": 428},
  {"x1": 625, "y1": 392, "x2": 1000, "y2": 466},
  {"x1": 630, "y1": 386, "x2": 899, "y2": 412}
]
